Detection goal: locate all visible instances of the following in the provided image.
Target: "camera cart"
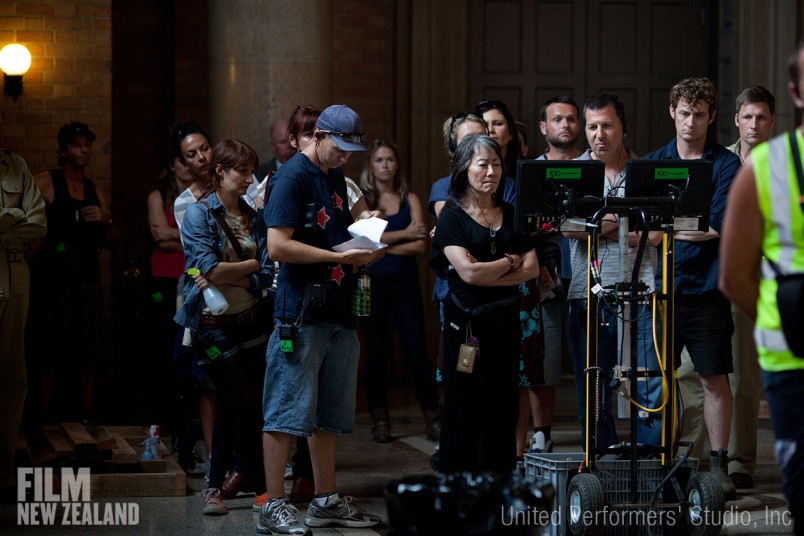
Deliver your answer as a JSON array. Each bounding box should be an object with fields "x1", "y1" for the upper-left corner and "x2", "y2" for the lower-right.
[{"x1": 516, "y1": 159, "x2": 725, "y2": 536}]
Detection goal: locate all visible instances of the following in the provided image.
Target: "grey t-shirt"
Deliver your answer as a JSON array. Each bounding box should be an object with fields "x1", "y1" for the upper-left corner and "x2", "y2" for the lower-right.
[{"x1": 566, "y1": 149, "x2": 657, "y2": 300}]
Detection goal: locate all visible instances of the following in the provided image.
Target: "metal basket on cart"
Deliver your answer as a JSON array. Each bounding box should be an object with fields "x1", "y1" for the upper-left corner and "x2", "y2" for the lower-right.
[{"x1": 525, "y1": 453, "x2": 705, "y2": 536}]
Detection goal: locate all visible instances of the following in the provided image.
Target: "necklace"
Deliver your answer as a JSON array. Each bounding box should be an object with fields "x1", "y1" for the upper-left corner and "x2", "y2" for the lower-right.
[
  {"x1": 477, "y1": 206, "x2": 499, "y2": 254},
  {"x1": 225, "y1": 212, "x2": 244, "y2": 232}
]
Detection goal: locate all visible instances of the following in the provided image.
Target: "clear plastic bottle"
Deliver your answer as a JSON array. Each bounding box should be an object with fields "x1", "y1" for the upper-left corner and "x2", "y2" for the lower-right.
[
  {"x1": 352, "y1": 269, "x2": 371, "y2": 317},
  {"x1": 187, "y1": 268, "x2": 229, "y2": 315}
]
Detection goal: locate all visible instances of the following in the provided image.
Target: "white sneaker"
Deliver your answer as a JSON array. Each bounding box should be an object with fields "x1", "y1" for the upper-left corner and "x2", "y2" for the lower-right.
[
  {"x1": 529, "y1": 431, "x2": 553, "y2": 454},
  {"x1": 257, "y1": 497, "x2": 309, "y2": 535},
  {"x1": 305, "y1": 492, "x2": 381, "y2": 528}
]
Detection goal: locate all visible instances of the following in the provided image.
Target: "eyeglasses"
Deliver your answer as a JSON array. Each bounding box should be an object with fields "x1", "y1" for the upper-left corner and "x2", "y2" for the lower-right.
[
  {"x1": 318, "y1": 130, "x2": 366, "y2": 144},
  {"x1": 476, "y1": 100, "x2": 507, "y2": 112}
]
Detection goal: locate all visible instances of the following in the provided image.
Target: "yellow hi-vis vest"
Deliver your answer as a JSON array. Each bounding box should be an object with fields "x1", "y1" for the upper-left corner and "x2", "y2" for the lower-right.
[{"x1": 752, "y1": 129, "x2": 804, "y2": 370}]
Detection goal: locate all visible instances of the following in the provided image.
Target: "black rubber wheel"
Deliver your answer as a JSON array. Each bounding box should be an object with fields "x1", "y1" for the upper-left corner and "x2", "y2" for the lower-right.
[
  {"x1": 683, "y1": 471, "x2": 725, "y2": 536},
  {"x1": 567, "y1": 472, "x2": 605, "y2": 536}
]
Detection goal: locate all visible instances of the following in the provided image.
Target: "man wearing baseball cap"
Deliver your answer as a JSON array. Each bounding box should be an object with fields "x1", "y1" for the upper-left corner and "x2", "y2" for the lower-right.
[{"x1": 258, "y1": 105, "x2": 383, "y2": 534}]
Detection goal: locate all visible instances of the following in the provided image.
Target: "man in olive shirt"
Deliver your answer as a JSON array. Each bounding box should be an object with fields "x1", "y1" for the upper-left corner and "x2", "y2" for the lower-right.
[{"x1": 0, "y1": 149, "x2": 46, "y2": 497}]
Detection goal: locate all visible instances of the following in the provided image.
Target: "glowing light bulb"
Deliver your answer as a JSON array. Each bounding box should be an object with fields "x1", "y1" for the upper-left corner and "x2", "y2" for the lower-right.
[{"x1": 0, "y1": 44, "x2": 32, "y2": 76}]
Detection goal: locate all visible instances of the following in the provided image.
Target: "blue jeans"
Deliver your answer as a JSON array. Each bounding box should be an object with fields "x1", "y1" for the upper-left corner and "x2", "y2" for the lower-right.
[
  {"x1": 764, "y1": 369, "x2": 804, "y2": 535},
  {"x1": 568, "y1": 298, "x2": 664, "y2": 449},
  {"x1": 262, "y1": 322, "x2": 359, "y2": 435}
]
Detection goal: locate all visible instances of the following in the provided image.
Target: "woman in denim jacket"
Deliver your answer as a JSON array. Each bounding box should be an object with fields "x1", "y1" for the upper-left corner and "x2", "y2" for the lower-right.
[{"x1": 176, "y1": 139, "x2": 274, "y2": 515}]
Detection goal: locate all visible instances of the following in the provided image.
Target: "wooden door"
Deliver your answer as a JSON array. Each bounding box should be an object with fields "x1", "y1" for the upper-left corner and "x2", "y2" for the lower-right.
[{"x1": 469, "y1": 0, "x2": 713, "y2": 156}]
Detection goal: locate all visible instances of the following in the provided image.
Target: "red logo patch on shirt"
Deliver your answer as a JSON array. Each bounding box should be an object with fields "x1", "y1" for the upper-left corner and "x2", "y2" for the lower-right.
[
  {"x1": 332, "y1": 192, "x2": 344, "y2": 211},
  {"x1": 330, "y1": 264, "x2": 345, "y2": 285},
  {"x1": 317, "y1": 207, "x2": 331, "y2": 229}
]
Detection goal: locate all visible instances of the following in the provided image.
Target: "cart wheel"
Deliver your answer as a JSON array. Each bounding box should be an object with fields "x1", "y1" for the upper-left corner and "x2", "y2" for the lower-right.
[
  {"x1": 682, "y1": 471, "x2": 725, "y2": 536},
  {"x1": 567, "y1": 473, "x2": 605, "y2": 536}
]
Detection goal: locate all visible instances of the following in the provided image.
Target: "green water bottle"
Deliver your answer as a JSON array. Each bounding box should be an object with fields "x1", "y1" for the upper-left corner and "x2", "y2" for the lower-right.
[{"x1": 352, "y1": 268, "x2": 371, "y2": 317}]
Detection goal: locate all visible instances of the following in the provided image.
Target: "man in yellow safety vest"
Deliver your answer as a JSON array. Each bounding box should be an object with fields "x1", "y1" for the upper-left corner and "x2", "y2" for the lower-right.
[{"x1": 720, "y1": 41, "x2": 804, "y2": 535}]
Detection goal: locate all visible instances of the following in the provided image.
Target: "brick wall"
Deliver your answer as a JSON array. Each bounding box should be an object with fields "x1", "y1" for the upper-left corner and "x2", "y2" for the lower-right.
[
  {"x1": 0, "y1": 1, "x2": 111, "y2": 188},
  {"x1": 0, "y1": 0, "x2": 113, "y2": 333}
]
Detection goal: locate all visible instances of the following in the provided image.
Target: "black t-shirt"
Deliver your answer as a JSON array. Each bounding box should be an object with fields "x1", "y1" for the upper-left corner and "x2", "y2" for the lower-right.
[
  {"x1": 430, "y1": 202, "x2": 532, "y2": 309},
  {"x1": 263, "y1": 152, "x2": 354, "y2": 325}
]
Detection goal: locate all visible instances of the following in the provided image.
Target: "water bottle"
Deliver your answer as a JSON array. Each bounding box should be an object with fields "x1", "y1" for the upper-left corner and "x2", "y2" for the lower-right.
[
  {"x1": 352, "y1": 269, "x2": 371, "y2": 317},
  {"x1": 202, "y1": 285, "x2": 229, "y2": 315},
  {"x1": 187, "y1": 268, "x2": 229, "y2": 315}
]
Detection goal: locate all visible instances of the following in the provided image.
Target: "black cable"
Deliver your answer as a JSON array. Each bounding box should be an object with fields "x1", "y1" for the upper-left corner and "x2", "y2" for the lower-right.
[
  {"x1": 631, "y1": 209, "x2": 649, "y2": 293},
  {"x1": 649, "y1": 440, "x2": 693, "y2": 509}
]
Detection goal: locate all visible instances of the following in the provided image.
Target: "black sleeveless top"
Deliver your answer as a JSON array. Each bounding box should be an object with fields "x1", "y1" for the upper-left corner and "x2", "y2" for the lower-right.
[
  {"x1": 33, "y1": 169, "x2": 104, "y2": 284},
  {"x1": 367, "y1": 197, "x2": 418, "y2": 277}
]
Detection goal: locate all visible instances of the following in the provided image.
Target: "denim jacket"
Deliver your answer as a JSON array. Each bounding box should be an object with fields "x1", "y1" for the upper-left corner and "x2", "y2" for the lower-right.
[{"x1": 174, "y1": 192, "x2": 273, "y2": 331}]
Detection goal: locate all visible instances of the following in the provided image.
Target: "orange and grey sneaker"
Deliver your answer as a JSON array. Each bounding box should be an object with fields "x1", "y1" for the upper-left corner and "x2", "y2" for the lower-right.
[
  {"x1": 201, "y1": 487, "x2": 228, "y2": 516},
  {"x1": 252, "y1": 492, "x2": 269, "y2": 512}
]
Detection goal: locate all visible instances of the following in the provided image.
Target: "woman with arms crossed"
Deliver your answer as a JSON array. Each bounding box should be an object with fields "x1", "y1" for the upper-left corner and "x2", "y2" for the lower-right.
[{"x1": 431, "y1": 134, "x2": 538, "y2": 473}]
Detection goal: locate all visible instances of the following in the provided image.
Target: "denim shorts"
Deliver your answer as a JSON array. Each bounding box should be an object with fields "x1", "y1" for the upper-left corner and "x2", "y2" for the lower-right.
[{"x1": 262, "y1": 321, "x2": 359, "y2": 435}]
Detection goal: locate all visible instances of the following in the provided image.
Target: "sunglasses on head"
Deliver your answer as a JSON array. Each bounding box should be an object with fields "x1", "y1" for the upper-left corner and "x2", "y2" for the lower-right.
[
  {"x1": 319, "y1": 130, "x2": 366, "y2": 144},
  {"x1": 476, "y1": 100, "x2": 507, "y2": 112},
  {"x1": 448, "y1": 111, "x2": 471, "y2": 130}
]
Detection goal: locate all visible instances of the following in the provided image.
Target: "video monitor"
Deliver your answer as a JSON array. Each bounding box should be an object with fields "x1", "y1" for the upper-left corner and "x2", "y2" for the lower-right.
[
  {"x1": 514, "y1": 159, "x2": 605, "y2": 234},
  {"x1": 624, "y1": 159, "x2": 713, "y2": 232}
]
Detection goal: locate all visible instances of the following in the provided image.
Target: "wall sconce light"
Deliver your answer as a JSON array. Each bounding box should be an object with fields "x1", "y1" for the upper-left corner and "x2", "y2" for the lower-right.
[{"x1": 0, "y1": 44, "x2": 32, "y2": 102}]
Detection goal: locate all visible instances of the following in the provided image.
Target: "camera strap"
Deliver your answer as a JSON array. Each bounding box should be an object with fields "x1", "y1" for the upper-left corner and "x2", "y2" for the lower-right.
[
  {"x1": 788, "y1": 129, "x2": 804, "y2": 214},
  {"x1": 765, "y1": 131, "x2": 804, "y2": 277}
]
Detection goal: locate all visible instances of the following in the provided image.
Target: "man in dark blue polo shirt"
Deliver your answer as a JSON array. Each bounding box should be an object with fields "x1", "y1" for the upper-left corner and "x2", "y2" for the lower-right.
[{"x1": 644, "y1": 77, "x2": 741, "y2": 498}]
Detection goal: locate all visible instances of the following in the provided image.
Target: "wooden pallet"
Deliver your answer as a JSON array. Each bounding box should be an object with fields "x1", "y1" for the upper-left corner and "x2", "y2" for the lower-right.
[{"x1": 41, "y1": 423, "x2": 186, "y2": 498}]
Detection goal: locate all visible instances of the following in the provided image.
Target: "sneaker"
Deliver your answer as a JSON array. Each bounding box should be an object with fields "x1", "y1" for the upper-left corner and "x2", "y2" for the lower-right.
[
  {"x1": 257, "y1": 497, "x2": 309, "y2": 535},
  {"x1": 186, "y1": 443, "x2": 209, "y2": 477},
  {"x1": 284, "y1": 463, "x2": 294, "y2": 480},
  {"x1": 305, "y1": 492, "x2": 381, "y2": 528},
  {"x1": 529, "y1": 439, "x2": 553, "y2": 454},
  {"x1": 252, "y1": 492, "x2": 269, "y2": 512},
  {"x1": 201, "y1": 488, "x2": 228, "y2": 516},
  {"x1": 529, "y1": 431, "x2": 553, "y2": 454}
]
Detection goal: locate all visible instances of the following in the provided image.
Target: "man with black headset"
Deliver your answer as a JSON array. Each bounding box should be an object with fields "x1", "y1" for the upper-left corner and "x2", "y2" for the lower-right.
[{"x1": 564, "y1": 93, "x2": 664, "y2": 450}]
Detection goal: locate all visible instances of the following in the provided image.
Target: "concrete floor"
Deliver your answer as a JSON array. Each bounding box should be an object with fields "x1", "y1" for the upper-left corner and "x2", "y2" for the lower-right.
[{"x1": 0, "y1": 379, "x2": 793, "y2": 535}]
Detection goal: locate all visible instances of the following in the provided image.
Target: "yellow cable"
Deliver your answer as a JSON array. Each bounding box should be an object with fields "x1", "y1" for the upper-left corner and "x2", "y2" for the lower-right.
[{"x1": 621, "y1": 293, "x2": 669, "y2": 413}]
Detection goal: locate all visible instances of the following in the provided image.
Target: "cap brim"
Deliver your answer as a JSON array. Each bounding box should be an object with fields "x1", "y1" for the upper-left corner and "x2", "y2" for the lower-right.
[{"x1": 331, "y1": 136, "x2": 367, "y2": 152}]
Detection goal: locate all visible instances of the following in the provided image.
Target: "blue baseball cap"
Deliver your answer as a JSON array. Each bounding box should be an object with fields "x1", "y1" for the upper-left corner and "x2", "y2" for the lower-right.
[{"x1": 316, "y1": 105, "x2": 367, "y2": 152}]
